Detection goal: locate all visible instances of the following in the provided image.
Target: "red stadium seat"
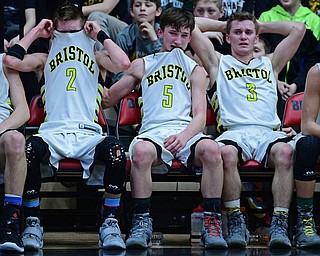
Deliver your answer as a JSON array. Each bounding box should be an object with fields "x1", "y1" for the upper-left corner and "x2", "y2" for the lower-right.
[{"x1": 282, "y1": 92, "x2": 304, "y2": 128}]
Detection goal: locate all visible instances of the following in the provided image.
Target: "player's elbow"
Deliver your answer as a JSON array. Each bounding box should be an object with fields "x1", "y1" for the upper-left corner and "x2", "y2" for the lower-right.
[
  {"x1": 24, "y1": 109, "x2": 31, "y2": 123},
  {"x1": 113, "y1": 59, "x2": 131, "y2": 73},
  {"x1": 3, "y1": 55, "x2": 16, "y2": 70},
  {"x1": 293, "y1": 22, "x2": 306, "y2": 36},
  {"x1": 122, "y1": 59, "x2": 131, "y2": 71}
]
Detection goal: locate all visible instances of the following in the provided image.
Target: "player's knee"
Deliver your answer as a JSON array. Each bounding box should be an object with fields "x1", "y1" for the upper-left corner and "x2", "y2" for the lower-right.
[
  {"x1": 131, "y1": 142, "x2": 155, "y2": 167},
  {"x1": 294, "y1": 168, "x2": 316, "y2": 181},
  {"x1": 197, "y1": 139, "x2": 221, "y2": 164},
  {"x1": 25, "y1": 136, "x2": 48, "y2": 168},
  {"x1": 294, "y1": 136, "x2": 320, "y2": 181},
  {"x1": 4, "y1": 131, "x2": 25, "y2": 156},
  {"x1": 106, "y1": 139, "x2": 126, "y2": 170},
  {"x1": 296, "y1": 135, "x2": 320, "y2": 156},
  {"x1": 274, "y1": 144, "x2": 294, "y2": 169},
  {"x1": 221, "y1": 145, "x2": 238, "y2": 168}
]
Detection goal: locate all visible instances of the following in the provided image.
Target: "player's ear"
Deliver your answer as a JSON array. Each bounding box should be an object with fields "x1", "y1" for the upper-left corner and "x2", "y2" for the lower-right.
[
  {"x1": 225, "y1": 34, "x2": 231, "y2": 44},
  {"x1": 157, "y1": 27, "x2": 163, "y2": 39},
  {"x1": 255, "y1": 34, "x2": 259, "y2": 44}
]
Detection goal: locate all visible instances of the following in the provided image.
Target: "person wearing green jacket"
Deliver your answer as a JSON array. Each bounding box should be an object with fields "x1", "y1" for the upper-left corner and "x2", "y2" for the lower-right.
[{"x1": 259, "y1": 0, "x2": 320, "y2": 120}]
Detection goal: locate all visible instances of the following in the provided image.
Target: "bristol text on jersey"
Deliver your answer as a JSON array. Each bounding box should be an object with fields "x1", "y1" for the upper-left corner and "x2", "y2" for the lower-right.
[
  {"x1": 48, "y1": 46, "x2": 95, "y2": 74},
  {"x1": 224, "y1": 67, "x2": 272, "y2": 83},
  {"x1": 146, "y1": 64, "x2": 190, "y2": 89}
]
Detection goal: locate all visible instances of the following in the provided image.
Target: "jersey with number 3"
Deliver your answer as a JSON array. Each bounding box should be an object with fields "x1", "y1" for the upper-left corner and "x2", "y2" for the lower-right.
[
  {"x1": 139, "y1": 48, "x2": 197, "y2": 133},
  {"x1": 41, "y1": 30, "x2": 101, "y2": 133},
  {"x1": 216, "y1": 54, "x2": 280, "y2": 129}
]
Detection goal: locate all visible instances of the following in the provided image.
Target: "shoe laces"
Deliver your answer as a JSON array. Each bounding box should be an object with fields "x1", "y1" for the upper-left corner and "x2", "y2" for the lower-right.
[
  {"x1": 302, "y1": 217, "x2": 315, "y2": 237},
  {"x1": 26, "y1": 218, "x2": 39, "y2": 227},
  {"x1": 228, "y1": 212, "x2": 245, "y2": 236},
  {"x1": 204, "y1": 214, "x2": 221, "y2": 237},
  {"x1": 131, "y1": 215, "x2": 151, "y2": 237},
  {"x1": 104, "y1": 219, "x2": 120, "y2": 235},
  {"x1": 271, "y1": 214, "x2": 288, "y2": 236}
]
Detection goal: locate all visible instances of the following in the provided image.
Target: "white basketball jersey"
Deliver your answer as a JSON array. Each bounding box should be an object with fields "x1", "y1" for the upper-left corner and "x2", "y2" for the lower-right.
[
  {"x1": 0, "y1": 54, "x2": 13, "y2": 123},
  {"x1": 216, "y1": 55, "x2": 280, "y2": 129},
  {"x1": 40, "y1": 30, "x2": 102, "y2": 134},
  {"x1": 139, "y1": 48, "x2": 197, "y2": 133}
]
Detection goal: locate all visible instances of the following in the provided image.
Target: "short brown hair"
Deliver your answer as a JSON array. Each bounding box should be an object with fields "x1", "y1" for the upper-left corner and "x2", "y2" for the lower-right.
[
  {"x1": 130, "y1": 0, "x2": 161, "y2": 9},
  {"x1": 226, "y1": 11, "x2": 258, "y2": 34},
  {"x1": 193, "y1": 0, "x2": 223, "y2": 9},
  {"x1": 160, "y1": 8, "x2": 195, "y2": 33},
  {"x1": 53, "y1": 2, "x2": 85, "y2": 29}
]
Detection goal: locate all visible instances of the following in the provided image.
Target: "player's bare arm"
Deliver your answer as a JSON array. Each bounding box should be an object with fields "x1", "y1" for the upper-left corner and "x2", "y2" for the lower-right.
[
  {"x1": 102, "y1": 58, "x2": 144, "y2": 109},
  {"x1": 85, "y1": 21, "x2": 130, "y2": 73},
  {"x1": 82, "y1": 0, "x2": 119, "y2": 16},
  {"x1": 258, "y1": 20, "x2": 305, "y2": 77},
  {"x1": 0, "y1": 66, "x2": 30, "y2": 132},
  {"x1": 301, "y1": 65, "x2": 320, "y2": 137},
  {"x1": 190, "y1": 24, "x2": 221, "y2": 87},
  {"x1": 164, "y1": 65, "x2": 207, "y2": 154}
]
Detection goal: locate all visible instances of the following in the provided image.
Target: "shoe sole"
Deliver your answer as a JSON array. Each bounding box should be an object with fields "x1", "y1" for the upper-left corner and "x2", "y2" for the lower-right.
[
  {"x1": 0, "y1": 242, "x2": 24, "y2": 253},
  {"x1": 23, "y1": 240, "x2": 43, "y2": 250},
  {"x1": 126, "y1": 240, "x2": 152, "y2": 249},
  {"x1": 296, "y1": 242, "x2": 320, "y2": 248},
  {"x1": 227, "y1": 241, "x2": 247, "y2": 248},
  {"x1": 200, "y1": 239, "x2": 228, "y2": 249},
  {"x1": 268, "y1": 240, "x2": 291, "y2": 249},
  {"x1": 205, "y1": 243, "x2": 228, "y2": 249},
  {"x1": 99, "y1": 241, "x2": 126, "y2": 250}
]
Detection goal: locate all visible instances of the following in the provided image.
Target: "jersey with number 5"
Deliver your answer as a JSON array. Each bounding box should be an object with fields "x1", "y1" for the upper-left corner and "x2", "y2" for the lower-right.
[
  {"x1": 139, "y1": 48, "x2": 197, "y2": 133},
  {"x1": 42, "y1": 30, "x2": 100, "y2": 128},
  {"x1": 216, "y1": 54, "x2": 280, "y2": 130}
]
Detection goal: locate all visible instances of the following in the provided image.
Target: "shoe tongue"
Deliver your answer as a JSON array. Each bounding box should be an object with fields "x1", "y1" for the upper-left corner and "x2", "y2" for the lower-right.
[{"x1": 106, "y1": 218, "x2": 116, "y2": 224}]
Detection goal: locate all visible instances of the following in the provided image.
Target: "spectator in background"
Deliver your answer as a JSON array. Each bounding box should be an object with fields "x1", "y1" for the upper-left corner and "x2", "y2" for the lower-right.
[
  {"x1": 259, "y1": 0, "x2": 320, "y2": 119},
  {"x1": 112, "y1": 0, "x2": 162, "y2": 83},
  {"x1": 193, "y1": 0, "x2": 231, "y2": 55},
  {"x1": 160, "y1": 0, "x2": 194, "y2": 13},
  {"x1": 84, "y1": 0, "x2": 130, "y2": 48},
  {"x1": 221, "y1": 0, "x2": 279, "y2": 20},
  {"x1": 4, "y1": 0, "x2": 36, "y2": 52},
  {"x1": 3, "y1": 0, "x2": 39, "y2": 105}
]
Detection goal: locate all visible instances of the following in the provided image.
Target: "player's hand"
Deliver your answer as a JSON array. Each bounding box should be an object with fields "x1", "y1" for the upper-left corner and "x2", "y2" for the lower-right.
[
  {"x1": 84, "y1": 21, "x2": 101, "y2": 40},
  {"x1": 36, "y1": 19, "x2": 54, "y2": 38},
  {"x1": 139, "y1": 21, "x2": 158, "y2": 41},
  {"x1": 164, "y1": 133, "x2": 188, "y2": 155},
  {"x1": 278, "y1": 80, "x2": 289, "y2": 100},
  {"x1": 102, "y1": 87, "x2": 112, "y2": 108},
  {"x1": 284, "y1": 83, "x2": 297, "y2": 101},
  {"x1": 281, "y1": 127, "x2": 297, "y2": 136},
  {"x1": 203, "y1": 32, "x2": 224, "y2": 45},
  {"x1": 8, "y1": 35, "x2": 19, "y2": 49}
]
